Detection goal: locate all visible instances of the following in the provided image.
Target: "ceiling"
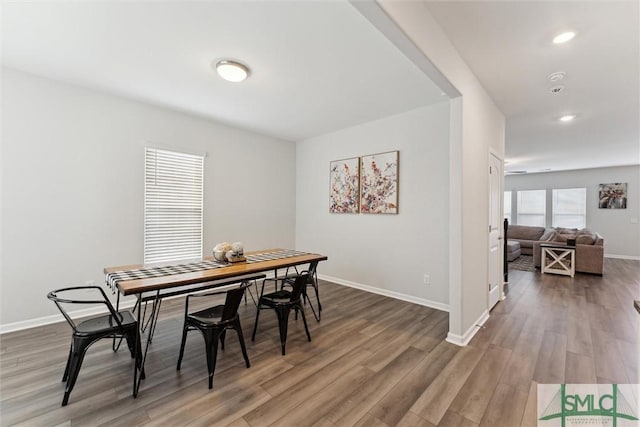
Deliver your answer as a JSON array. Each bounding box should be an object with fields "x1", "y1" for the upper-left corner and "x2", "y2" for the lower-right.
[
  {"x1": 3, "y1": 2, "x2": 638, "y2": 173},
  {"x1": 0, "y1": 1, "x2": 443, "y2": 142},
  {"x1": 425, "y1": 1, "x2": 640, "y2": 174}
]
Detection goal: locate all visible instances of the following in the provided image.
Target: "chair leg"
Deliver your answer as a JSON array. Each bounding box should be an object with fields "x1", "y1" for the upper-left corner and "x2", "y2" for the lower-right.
[
  {"x1": 252, "y1": 304, "x2": 262, "y2": 341},
  {"x1": 304, "y1": 290, "x2": 320, "y2": 322},
  {"x1": 125, "y1": 330, "x2": 136, "y2": 359},
  {"x1": 176, "y1": 324, "x2": 189, "y2": 370},
  {"x1": 62, "y1": 337, "x2": 89, "y2": 406},
  {"x1": 203, "y1": 329, "x2": 220, "y2": 389},
  {"x1": 298, "y1": 304, "x2": 312, "y2": 342},
  {"x1": 234, "y1": 319, "x2": 250, "y2": 368},
  {"x1": 62, "y1": 343, "x2": 73, "y2": 382},
  {"x1": 275, "y1": 307, "x2": 291, "y2": 355},
  {"x1": 220, "y1": 329, "x2": 227, "y2": 350},
  {"x1": 312, "y1": 278, "x2": 322, "y2": 318},
  {"x1": 126, "y1": 327, "x2": 145, "y2": 379}
]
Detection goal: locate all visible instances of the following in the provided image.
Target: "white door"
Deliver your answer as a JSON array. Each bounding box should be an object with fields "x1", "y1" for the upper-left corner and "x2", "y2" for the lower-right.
[{"x1": 488, "y1": 153, "x2": 502, "y2": 309}]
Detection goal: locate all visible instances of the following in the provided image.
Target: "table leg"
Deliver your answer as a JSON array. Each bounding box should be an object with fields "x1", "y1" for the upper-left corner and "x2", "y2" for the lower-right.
[
  {"x1": 133, "y1": 292, "x2": 161, "y2": 398},
  {"x1": 243, "y1": 279, "x2": 260, "y2": 307}
]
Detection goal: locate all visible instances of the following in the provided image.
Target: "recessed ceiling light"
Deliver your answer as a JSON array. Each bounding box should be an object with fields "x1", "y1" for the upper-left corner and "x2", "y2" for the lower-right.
[
  {"x1": 559, "y1": 114, "x2": 576, "y2": 122},
  {"x1": 214, "y1": 60, "x2": 250, "y2": 83},
  {"x1": 553, "y1": 31, "x2": 576, "y2": 44}
]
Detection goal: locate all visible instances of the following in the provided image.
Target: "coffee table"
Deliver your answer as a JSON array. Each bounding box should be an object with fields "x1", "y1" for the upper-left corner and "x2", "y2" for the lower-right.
[{"x1": 540, "y1": 243, "x2": 575, "y2": 277}]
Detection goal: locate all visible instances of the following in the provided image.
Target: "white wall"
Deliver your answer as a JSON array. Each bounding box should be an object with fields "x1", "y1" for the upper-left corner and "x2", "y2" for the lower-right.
[
  {"x1": 506, "y1": 166, "x2": 640, "y2": 259},
  {"x1": 296, "y1": 103, "x2": 450, "y2": 309},
  {"x1": 377, "y1": 1, "x2": 506, "y2": 344},
  {"x1": 1, "y1": 68, "x2": 296, "y2": 328}
]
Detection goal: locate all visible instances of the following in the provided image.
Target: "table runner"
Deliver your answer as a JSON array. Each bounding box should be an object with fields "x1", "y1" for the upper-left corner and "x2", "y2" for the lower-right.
[
  {"x1": 106, "y1": 249, "x2": 309, "y2": 292},
  {"x1": 245, "y1": 249, "x2": 307, "y2": 263}
]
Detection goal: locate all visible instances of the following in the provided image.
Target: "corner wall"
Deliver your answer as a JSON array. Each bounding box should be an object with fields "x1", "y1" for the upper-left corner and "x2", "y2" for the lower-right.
[
  {"x1": 376, "y1": 1, "x2": 506, "y2": 344},
  {"x1": 506, "y1": 165, "x2": 640, "y2": 258},
  {"x1": 295, "y1": 103, "x2": 450, "y2": 308},
  {"x1": 1, "y1": 68, "x2": 296, "y2": 329}
]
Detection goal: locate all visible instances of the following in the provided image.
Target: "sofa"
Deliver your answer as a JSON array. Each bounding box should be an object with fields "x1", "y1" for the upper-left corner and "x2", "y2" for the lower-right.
[
  {"x1": 507, "y1": 224, "x2": 604, "y2": 275},
  {"x1": 506, "y1": 225, "x2": 552, "y2": 255}
]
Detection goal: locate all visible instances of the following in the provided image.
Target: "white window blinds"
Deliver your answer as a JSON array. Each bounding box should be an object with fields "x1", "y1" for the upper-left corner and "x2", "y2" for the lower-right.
[
  {"x1": 517, "y1": 189, "x2": 546, "y2": 227},
  {"x1": 504, "y1": 191, "x2": 512, "y2": 224},
  {"x1": 552, "y1": 188, "x2": 586, "y2": 229},
  {"x1": 144, "y1": 147, "x2": 204, "y2": 264}
]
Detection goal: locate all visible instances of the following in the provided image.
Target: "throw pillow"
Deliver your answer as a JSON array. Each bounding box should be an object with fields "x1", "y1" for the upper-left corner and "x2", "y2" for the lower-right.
[
  {"x1": 554, "y1": 233, "x2": 570, "y2": 243},
  {"x1": 540, "y1": 228, "x2": 556, "y2": 241},
  {"x1": 576, "y1": 230, "x2": 597, "y2": 245},
  {"x1": 556, "y1": 227, "x2": 578, "y2": 234}
]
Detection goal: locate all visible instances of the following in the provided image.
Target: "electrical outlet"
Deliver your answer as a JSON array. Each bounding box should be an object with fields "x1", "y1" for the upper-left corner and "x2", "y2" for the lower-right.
[{"x1": 423, "y1": 274, "x2": 431, "y2": 285}]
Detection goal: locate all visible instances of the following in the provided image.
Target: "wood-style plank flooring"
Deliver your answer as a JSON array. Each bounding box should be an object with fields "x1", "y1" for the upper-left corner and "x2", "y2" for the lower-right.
[{"x1": 1, "y1": 258, "x2": 638, "y2": 426}]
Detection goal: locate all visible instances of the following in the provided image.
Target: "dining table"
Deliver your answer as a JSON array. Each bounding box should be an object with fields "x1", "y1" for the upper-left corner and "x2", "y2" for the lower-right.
[{"x1": 104, "y1": 248, "x2": 328, "y2": 397}]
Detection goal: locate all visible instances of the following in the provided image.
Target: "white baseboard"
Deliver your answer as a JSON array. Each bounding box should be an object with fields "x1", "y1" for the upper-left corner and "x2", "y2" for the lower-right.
[
  {"x1": 318, "y1": 274, "x2": 450, "y2": 312},
  {"x1": 0, "y1": 300, "x2": 137, "y2": 335},
  {"x1": 605, "y1": 254, "x2": 640, "y2": 260},
  {"x1": 445, "y1": 309, "x2": 489, "y2": 347},
  {"x1": 0, "y1": 274, "x2": 276, "y2": 335}
]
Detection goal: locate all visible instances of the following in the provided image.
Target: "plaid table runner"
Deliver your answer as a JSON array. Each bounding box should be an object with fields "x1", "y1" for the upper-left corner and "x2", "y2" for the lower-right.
[
  {"x1": 245, "y1": 249, "x2": 307, "y2": 263},
  {"x1": 105, "y1": 260, "x2": 226, "y2": 292},
  {"x1": 106, "y1": 249, "x2": 309, "y2": 292}
]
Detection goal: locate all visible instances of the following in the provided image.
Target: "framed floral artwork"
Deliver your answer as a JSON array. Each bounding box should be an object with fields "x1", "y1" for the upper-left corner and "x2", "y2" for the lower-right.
[
  {"x1": 360, "y1": 151, "x2": 398, "y2": 214},
  {"x1": 329, "y1": 157, "x2": 360, "y2": 213}
]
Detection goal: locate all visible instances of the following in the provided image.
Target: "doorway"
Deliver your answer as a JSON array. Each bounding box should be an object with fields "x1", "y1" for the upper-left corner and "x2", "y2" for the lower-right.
[{"x1": 488, "y1": 152, "x2": 503, "y2": 309}]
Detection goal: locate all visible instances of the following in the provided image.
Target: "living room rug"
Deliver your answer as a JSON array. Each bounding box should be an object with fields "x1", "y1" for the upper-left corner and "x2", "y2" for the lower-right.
[{"x1": 509, "y1": 254, "x2": 535, "y2": 272}]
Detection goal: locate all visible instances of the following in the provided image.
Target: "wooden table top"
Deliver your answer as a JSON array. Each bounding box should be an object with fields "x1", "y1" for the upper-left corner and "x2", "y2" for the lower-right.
[{"x1": 104, "y1": 249, "x2": 327, "y2": 296}]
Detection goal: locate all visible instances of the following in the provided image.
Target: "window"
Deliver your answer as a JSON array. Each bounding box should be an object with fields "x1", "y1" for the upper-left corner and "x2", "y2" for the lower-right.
[
  {"x1": 517, "y1": 190, "x2": 546, "y2": 226},
  {"x1": 144, "y1": 147, "x2": 204, "y2": 264},
  {"x1": 552, "y1": 188, "x2": 586, "y2": 229},
  {"x1": 504, "y1": 191, "x2": 512, "y2": 224}
]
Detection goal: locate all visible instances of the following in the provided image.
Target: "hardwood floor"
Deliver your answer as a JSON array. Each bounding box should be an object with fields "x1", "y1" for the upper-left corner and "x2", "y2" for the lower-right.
[{"x1": 1, "y1": 258, "x2": 638, "y2": 426}]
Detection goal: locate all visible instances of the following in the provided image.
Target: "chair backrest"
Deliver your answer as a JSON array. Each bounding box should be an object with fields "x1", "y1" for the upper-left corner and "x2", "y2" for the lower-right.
[
  {"x1": 47, "y1": 286, "x2": 121, "y2": 332},
  {"x1": 221, "y1": 286, "x2": 245, "y2": 321},
  {"x1": 306, "y1": 262, "x2": 318, "y2": 279},
  {"x1": 289, "y1": 274, "x2": 309, "y2": 302}
]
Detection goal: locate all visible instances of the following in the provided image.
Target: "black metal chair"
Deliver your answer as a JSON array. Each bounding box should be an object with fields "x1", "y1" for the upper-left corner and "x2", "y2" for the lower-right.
[
  {"x1": 176, "y1": 285, "x2": 250, "y2": 389},
  {"x1": 47, "y1": 286, "x2": 142, "y2": 406},
  {"x1": 261, "y1": 262, "x2": 321, "y2": 321},
  {"x1": 252, "y1": 273, "x2": 311, "y2": 355}
]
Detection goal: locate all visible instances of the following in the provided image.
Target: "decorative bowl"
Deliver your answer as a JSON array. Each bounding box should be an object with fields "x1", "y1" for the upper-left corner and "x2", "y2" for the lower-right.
[{"x1": 213, "y1": 250, "x2": 227, "y2": 262}]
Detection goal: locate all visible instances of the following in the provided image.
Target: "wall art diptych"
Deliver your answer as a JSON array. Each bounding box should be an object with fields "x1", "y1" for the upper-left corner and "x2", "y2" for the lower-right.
[
  {"x1": 329, "y1": 157, "x2": 360, "y2": 213},
  {"x1": 598, "y1": 182, "x2": 627, "y2": 209},
  {"x1": 360, "y1": 151, "x2": 399, "y2": 214}
]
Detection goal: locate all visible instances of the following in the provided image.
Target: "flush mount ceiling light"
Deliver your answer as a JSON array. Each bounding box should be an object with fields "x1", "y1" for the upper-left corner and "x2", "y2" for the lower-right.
[
  {"x1": 215, "y1": 60, "x2": 250, "y2": 83},
  {"x1": 548, "y1": 71, "x2": 566, "y2": 82},
  {"x1": 553, "y1": 31, "x2": 576, "y2": 44},
  {"x1": 559, "y1": 114, "x2": 577, "y2": 122}
]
